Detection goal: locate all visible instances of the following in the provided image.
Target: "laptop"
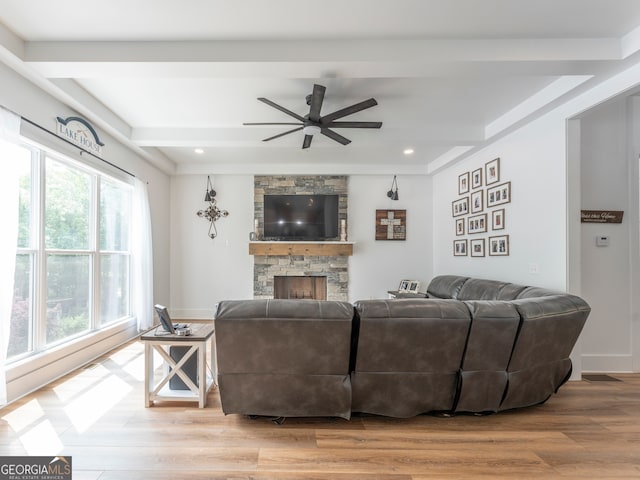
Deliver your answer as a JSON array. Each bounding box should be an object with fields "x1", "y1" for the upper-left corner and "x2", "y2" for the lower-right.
[{"x1": 154, "y1": 304, "x2": 190, "y2": 334}]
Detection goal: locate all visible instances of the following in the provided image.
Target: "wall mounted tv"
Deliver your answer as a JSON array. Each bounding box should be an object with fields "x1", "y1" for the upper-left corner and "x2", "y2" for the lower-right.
[{"x1": 264, "y1": 194, "x2": 339, "y2": 241}]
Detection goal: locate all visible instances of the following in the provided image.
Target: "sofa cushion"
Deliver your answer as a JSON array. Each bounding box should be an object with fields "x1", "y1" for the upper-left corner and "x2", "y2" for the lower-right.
[
  {"x1": 426, "y1": 275, "x2": 469, "y2": 299},
  {"x1": 457, "y1": 278, "x2": 510, "y2": 300},
  {"x1": 351, "y1": 299, "x2": 471, "y2": 417},
  {"x1": 214, "y1": 299, "x2": 354, "y2": 375},
  {"x1": 214, "y1": 299, "x2": 355, "y2": 419}
]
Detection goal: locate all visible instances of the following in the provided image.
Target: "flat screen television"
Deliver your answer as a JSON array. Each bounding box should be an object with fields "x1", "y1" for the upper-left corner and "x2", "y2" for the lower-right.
[{"x1": 263, "y1": 194, "x2": 339, "y2": 241}]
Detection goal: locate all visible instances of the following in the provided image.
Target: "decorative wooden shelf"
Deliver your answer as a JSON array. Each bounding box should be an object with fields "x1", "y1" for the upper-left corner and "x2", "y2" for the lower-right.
[{"x1": 249, "y1": 241, "x2": 354, "y2": 257}]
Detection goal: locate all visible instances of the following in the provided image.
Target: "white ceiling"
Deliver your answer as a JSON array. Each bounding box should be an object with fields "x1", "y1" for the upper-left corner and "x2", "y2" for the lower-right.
[{"x1": 1, "y1": 0, "x2": 640, "y2": 175}]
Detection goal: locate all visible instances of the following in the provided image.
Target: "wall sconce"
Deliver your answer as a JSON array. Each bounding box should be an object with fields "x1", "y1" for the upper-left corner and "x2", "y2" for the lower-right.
[
  {"x1": 387, "y1": 175, "x2": 399, "y2": 201},
  {"x1": 196, "y1": 175, "x2": 229, "y2": 239}
]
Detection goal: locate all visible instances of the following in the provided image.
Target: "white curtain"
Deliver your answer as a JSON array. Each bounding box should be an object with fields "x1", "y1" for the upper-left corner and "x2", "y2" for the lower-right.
[
  {"x1": 0, "y1": 107, "x2": 21, "y2": 405},
  {"x1": 132, "y1": 178, "x2": 154, "y2": 330}
]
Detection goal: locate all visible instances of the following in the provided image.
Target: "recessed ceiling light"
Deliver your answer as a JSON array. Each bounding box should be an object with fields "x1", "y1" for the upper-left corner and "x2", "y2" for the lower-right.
[
  {"x1": 403, "y1": 148, "x2": 414, "y2": 155},
  {"x1": 194, "y1": 148, "x2": 204, "y2": 154}
]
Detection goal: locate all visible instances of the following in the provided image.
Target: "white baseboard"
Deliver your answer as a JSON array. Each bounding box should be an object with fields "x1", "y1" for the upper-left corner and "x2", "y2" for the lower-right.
[{"x1": 581, "y1": 354, "x2": 635, "y2": 373}]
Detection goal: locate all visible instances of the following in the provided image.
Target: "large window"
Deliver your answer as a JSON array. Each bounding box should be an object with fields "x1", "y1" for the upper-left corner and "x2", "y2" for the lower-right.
[{"x1": 8, "y1": 140, "x2": 133, "y2": 361}]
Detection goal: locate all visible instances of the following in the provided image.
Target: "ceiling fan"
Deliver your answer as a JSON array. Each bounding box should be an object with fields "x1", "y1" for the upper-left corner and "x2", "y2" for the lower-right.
[{"x1": 243, "y1": 84, "x2": 382, "y2": 149}]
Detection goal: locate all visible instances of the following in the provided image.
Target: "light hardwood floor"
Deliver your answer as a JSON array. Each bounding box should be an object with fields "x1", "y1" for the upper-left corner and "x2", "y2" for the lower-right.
[{"x1": 1, "y1": 340, "x2": 639, "y2": 479}]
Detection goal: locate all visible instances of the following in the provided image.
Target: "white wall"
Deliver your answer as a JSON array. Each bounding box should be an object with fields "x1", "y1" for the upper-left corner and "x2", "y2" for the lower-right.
[
  {"x1": 579, "y1": 98, "x2": 634, "y2": 372},
  {"x1": 433, "y1": 113, "x2": 568, "y2": 289},
  {"x1": 348, "y1": 175, "x2": 432, "y2": 301},
  {"x1": 169, "y1": 175, "x2": 254, "y2": 318},
  {"x1": 432, "y1": 62, "x2": 640, "y2": 375},
  {"x1": 0, "y1": 62, "x2": 171, "y2": 402},
  {"x1": 168, "y1": 174, "x2": 433, "y2": 313}
]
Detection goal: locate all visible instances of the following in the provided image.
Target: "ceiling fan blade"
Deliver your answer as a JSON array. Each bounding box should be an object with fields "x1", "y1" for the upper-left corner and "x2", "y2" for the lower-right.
[
  {"x1": 308, "y1": 84, "x2": 326, "y2": 122},
  {"x1": 262, "y1": 127, "x2": 303, "y2": 142},
  {"x1": 321, "y1": 128, "x2": 351, "y2": 146},
  {"x1": 324, "y1": 121, "x2": 382, "y2": 129},
  {"x1": 302, "y1": 134, "x2": 313, "y2": 149},
  {"x1": 257, "y1": 97, "x2": 306, "y2": 122},
  {"x1": 320, "y1": 98, "x2": 378, "y2": 123},
  {"x1": 243, "y1": 122, "x2": 302, "y2": 126}
]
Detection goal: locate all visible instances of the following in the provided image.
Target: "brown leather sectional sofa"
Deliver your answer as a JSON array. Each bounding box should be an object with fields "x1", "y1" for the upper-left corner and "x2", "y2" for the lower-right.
[{"x1": 214, "y1": 275, "x2": 590, "y2": 419}]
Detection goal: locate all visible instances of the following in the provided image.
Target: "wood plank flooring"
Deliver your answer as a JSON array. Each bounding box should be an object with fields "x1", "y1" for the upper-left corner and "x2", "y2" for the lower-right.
[{"x1": 1, "y1": 340, "x2": 639, "y2": 479}]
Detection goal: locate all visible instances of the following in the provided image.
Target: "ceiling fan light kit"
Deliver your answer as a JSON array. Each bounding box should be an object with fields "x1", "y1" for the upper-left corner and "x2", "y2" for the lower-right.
[
  {"x1": 244, "y1": 83, "x2": 382, "y2": 149},
  {"x1": 302, "y1": 125, "x2": 321, "y2": 136}
]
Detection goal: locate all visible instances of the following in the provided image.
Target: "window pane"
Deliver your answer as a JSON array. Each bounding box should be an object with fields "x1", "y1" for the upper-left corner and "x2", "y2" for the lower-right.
[
  {"x1": 16, "y1": 147, "x2": 33, "y2": 249},
  {"x1": 8, "y1": 254, "x2": 33, "y2": 358},
  {"x1": 100, "y1": 253, "x2": 130, "y2": 325},
  {"x1": 100, "y1": 178, "x2": 131, "y2": 251},
  {"x1": 46, "y1": 254, "x2": 90, "y2": 344},
  {"x1": 45, "y1": 158, "x2": 91, "y2": 250}
]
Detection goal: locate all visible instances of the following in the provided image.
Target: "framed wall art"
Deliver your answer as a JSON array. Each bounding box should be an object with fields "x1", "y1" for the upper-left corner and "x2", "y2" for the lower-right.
[
  {"x1": 453, "y1": 239, "x2": 468, "y2": 256},
  {"x1": 452, "y1": 197, "x2": 469, "y2": 217},
  {"x1": 489, "y1": 235, "x2": 510, "y2": 256},
  {"x1": 455, "y1": 218, "x2": 465, "y2": 236},
  {"x1": 487, "y1": 181, "x2": 511, "y2": 207},
  {"x1": 485, "y1": 158, "x2": 500, "y2": 185},
  {"x1": 467, "y1": 213, "x2": 487, "y2": 234},
  {"x1": 472, "y1": 168, "x2": 483, "y2": 189},
  {"x1": 470, "y1": 238, "x2": 485, "y2": 257},
  {"x1": 492, "y1": 208, "x2": 505, "y2": 230},
  {"x1": 458, "y1": 172, "x2": 469, "y2": 194},
  {"x1": 376, "y1": 209, "x2": 407, "y2": 240},
  {"x1": 470, "y1": 190, "x2": 483, "y2": 213}
]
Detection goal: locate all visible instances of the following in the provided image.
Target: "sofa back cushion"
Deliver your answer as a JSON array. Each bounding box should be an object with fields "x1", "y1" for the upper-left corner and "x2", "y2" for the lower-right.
[
  {"x1": 353, "y1": 299, "x2": 471, "y2": 372},
  {"x1": 214, "y1": 299, "x2": 354, "y2": 375},
  {"x1": 457, "y1": 278, "x2": 528, "y2": 301},
  {"x1": 426, "y1": 275, "x2": 469, "y2": 299}
]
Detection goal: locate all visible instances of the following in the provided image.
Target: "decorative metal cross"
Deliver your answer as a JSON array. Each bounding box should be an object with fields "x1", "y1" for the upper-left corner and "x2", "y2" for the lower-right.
[{"x1": 380, "y1": 211, "x2": 401, "y2": 239}]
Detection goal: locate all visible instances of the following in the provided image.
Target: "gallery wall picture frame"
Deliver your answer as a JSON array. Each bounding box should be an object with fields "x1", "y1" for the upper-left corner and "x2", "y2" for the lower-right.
[
  {"x1": 487, "y1": 181, "x2": 511, "y2": 207},
  {"x1": 453, "y1": 239, "x2": 468, "y2": 256},
  {"x1": 489, "y1": 234, "x2": 510, "y2": 256},
  {"x1": 455, "y1": 218, "x2": 465, "y2": 236},
  {"x1": 376, "y1": 209, "x2": 407, "y2": 240},
  {"x1": 470, "y1": 190, "x2": 484, "y2": 214},
  {"x1": 467, "y1": 213, "x2": 487, "y2": 234},
  {"x1": 452, "y1": 197, "x2": 469, "y2": 217},
  {"x1": 492, "y1": 208, "x2": 505, "y2": 230},
  {"x1": 470, "y1": 238, "x2": 485, "y2": 257},
  {"x1": 472, "y1": 168, "x2": 483, "y2": 189},
  {"x1": 485, "y1": 158, "x2": 500, "y2": 185},
  {"x1": 458, "y1": 172, "x2": 470, "y2": 194}
]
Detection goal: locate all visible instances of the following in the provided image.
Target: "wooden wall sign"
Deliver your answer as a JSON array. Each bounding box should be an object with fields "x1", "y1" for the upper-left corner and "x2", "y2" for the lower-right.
[
  {"x1": 581, "y1": 210, "x2": 624, "y2": 224},
  {"x1": 376, "y1": 209, "x2": 406, "y2": 240}
]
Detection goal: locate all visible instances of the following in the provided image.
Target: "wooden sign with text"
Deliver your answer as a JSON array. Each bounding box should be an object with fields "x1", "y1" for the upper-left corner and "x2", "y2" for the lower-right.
[{"x1": 581, "y1": 210, "x2": 624, "y2": 224}]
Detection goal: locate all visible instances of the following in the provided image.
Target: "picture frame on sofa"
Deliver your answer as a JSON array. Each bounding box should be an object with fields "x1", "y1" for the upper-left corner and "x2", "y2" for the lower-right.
[{"x1": 398, "y1": 279, "x2": 410, "y2": 292}]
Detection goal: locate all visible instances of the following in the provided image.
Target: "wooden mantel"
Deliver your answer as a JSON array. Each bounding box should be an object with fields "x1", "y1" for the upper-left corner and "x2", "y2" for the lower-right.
[{"x1": 249, "y1": 241, "x2": 354, "y2": 257}]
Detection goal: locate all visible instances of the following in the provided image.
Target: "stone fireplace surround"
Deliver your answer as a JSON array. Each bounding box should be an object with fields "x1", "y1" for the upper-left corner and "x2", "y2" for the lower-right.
[{"x1": 253, "y1": 175, "x2": 349, "y2": 301}]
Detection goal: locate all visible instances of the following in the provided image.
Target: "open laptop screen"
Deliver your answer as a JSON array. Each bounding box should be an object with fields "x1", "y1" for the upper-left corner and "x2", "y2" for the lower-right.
[{"x1": 154, "y1": 304, "x2": 174, "y2": 333}]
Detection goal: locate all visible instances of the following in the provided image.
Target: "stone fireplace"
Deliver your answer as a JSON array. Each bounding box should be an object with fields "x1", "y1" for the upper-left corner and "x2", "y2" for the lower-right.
[{"x1": 252, "y1": 175, "x2": 350, "y2": 301}]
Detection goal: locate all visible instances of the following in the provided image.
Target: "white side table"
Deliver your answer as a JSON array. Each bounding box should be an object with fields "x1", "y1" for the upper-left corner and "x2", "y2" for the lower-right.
[{"x1": 140, "y1": 322, "x2": 216, "y2": 408}]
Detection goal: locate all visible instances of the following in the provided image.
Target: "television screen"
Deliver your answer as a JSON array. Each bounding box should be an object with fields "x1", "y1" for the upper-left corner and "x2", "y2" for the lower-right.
[{"x1": 264, "y1": 194, "x2": 339, "y2": 240}]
